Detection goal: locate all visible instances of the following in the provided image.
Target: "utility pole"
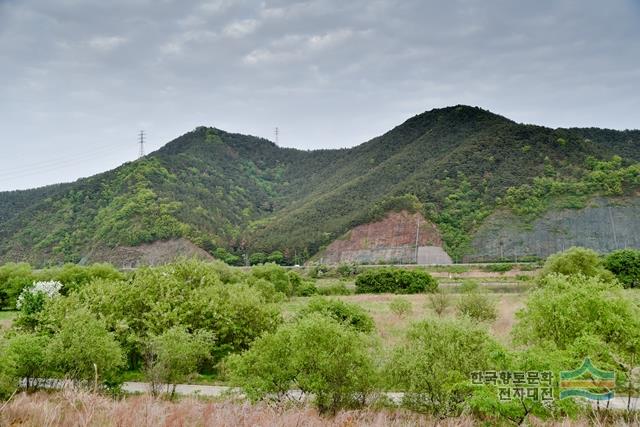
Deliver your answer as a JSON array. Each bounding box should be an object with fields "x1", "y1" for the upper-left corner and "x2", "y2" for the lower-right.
[
  {"x1": 274, "y1": 127, "x2": 279, "y2": 145},
  {"x1": 415, "y1": 217, "x2": 421, "y2": 264},
  {"x1": 138, "y1": 130, "x2": 145, "y2": 159}
]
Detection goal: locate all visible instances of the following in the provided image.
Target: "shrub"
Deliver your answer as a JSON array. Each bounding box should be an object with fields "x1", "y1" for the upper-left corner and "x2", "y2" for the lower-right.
[
  {"x1": 247, "y1": 263, "x2": 293, "y2": 296},
  {"x1": 144, "y1": 327, "x2": 212, "y2": 397},
  {"x1": 308, "y1": 264, "x2": 330, "y2": 279},
  {"x1": 456, "y1": 292, "x2": 497, "y2": 322},
  {"x1": 249, "y1": 252, "x2": 267, "y2": 265},
  {"x1": 389, "y1": 297, "x2": 412, "y2": 318},
  {"x1": 541, "y1": 247, "x2": 613, "y2": 281},
  {"x1": 42, "y1": 263, "x2": 124, "y2": 295},
  {"x1": 336, "y1": 263, "x2": 360, "y2": 277},
  {"x1": 287, "y1": 271, "x2": 318, "y2": 296},
  {"x1": 513, "y1": 274, "x2": 640, "y2": 353},
  {"x1": 5, "y1": 332, "x2": 49, "y2": 390},
  {"x1": 227, "y1": 314, "x2": 377, "y2": 414},
  {"x1": 298, "y1": 297, "x2": 375, "y2": 333},
  {"x1": 387, "y1": 318, "x2": 505, "y2": 416},
  {"x1": 483, "y1": 263, "x2": 513, "y2": 273},
  {"x1": 15, "y1": 281, "x2": 63, "y2": 329},
  {"x1": 0, "y1": 263, "x2": 36, "y2": 309},
  {"x1": 427, "y1": 289, "x2": 450, "y2": 316},
  {"x1": 295, "y1": 281, "x2": 319, "y2": 296},
  {"x1": 317, "y1": 282, "x2": 352, "y2": 296},
  {"x1": 604, "y1": 249, "x2": 640, "y2": 288},
  {"x1": 0, "y1": 338, "x2": 17, "y2": 399},
  {"x1": 459, "y1": 279, "x2": 479, "y2": 293},
  {"x1": 355, "y1": 268, "x2": 438, "y2": 294},
  {"x1": 46, "y1": 308, "x2": 125, "y2": 386}
]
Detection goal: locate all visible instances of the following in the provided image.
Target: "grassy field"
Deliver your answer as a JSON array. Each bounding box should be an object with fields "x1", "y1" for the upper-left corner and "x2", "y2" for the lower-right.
[{"x1": 285, "y1": 291, "x2": 526, "y2": 348}]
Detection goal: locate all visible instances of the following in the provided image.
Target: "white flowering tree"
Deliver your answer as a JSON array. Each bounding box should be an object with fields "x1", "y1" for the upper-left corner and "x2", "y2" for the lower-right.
[{"x1": 16, "y1": 281, "x2": 62, "y2": 328}]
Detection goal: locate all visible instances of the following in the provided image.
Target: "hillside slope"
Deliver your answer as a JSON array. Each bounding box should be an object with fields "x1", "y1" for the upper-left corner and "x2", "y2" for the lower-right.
[{"x1": 1, "y1": 105, "x2": 639, "y2": 266}]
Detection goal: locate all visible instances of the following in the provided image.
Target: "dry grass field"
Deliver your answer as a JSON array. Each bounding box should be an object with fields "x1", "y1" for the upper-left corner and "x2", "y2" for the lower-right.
[{"x1": 1, "y1": 390, "x2": 635, "y2": 427}]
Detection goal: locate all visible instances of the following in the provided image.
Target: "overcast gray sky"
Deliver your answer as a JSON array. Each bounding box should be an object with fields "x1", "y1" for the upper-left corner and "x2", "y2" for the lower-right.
[{"x1": 1, "y1": 0, "x2": 639, "y2": 191}]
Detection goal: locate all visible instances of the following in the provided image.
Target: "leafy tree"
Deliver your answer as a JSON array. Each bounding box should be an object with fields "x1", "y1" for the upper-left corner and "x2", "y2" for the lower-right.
[
  {"x1": 266, "y1": 251, "x2": 285, "y2": 265},
  {"x1": 212, "y1": 248, "x2": 242, "y2": 266},
  {"x1": 5, "y1": 332, "x2": 49, "y2": 390},
  {"x1": 513, "y1": 274, "x2": 640, "y2": 353},
  {"x1": 297, "y1": 297, "x2": 375, "y2": 333},
  {"x1": 249, "y1": 252, "x2": 267, "y2": 265},
  {"x1": 144, "y1": 327, "x2": 212, "y2": 397},
  {"x1": 46, "y1": 308, "x2": 125, "y2": 386},
  {"x1": 0, "y1": 263, "x2": 35, "y2": 309},
  {"x1": 15, "y1": 281, "x2": 62, "y2": 330},
  {"x1": 604, "y1": 249, "x2": 640, "y2": 288},
  {"x1": 387, "y1": 318, "x2": 505, "y2": 416},
  {"x1": 41, "y1": 263, "x2": 124, "y2": 295},
  {"x1": 0, "y1": 337, "x2": 17, "y2": 399},
  {"x1": 227, "y1": 314, "x2": 377, "y2": 414},
  {"x1": 541, "y1": 247, "x2": 614, "y2": 281}
]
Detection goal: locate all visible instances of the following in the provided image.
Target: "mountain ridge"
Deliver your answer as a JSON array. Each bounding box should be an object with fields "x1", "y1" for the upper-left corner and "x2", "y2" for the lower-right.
[{"x1": 1, "y1": 105, "x2": 639, "y2": 266}]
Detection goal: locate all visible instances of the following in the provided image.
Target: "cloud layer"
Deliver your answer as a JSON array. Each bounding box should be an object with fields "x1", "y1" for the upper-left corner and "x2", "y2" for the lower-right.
[{"x1": 1, "y1": 0, "x2": 639, "y2": 190}]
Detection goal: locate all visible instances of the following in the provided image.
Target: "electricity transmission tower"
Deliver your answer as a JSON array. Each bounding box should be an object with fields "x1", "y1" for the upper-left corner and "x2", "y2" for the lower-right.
[
  {"x1": 274, "y1": 127, "x2": 279, "y2": 145},
  {"x1": 138, "y1": 130, "x2": 145, "y2": 158}
]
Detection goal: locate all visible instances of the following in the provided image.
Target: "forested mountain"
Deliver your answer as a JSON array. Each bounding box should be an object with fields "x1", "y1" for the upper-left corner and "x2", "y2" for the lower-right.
[{"x1": 1, "y1": 105, "x2": 639, "y2": 266}]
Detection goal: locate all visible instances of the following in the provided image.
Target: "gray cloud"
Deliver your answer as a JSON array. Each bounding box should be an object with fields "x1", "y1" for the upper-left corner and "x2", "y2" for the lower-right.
[{"x1": 1, "y1": 0, "x2": 639, "y2": 190}]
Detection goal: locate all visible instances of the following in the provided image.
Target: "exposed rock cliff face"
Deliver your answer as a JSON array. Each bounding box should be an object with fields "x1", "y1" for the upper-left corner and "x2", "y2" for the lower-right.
[
  {"x1": 320, "y1": 211, "x2": 452, "y2": 264},
  {"x1": 85, "y1": 238, "x2": 214, "y2": 268},
  {"x1": 466, "y1": 196, "x2": 640, "y2": 262}
]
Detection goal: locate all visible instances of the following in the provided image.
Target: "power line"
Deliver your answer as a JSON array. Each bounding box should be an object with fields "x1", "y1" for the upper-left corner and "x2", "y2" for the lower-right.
[{"x1": 0, "y1": 141, "x2": 130, "y2": 175}]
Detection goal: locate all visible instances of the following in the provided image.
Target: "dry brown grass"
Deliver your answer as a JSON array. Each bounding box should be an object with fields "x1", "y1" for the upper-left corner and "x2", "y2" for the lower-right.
[
  {"x1": 0, "y1": 390, "x2": 472, "y2": 427},
  {"x1": 2, "y1": 390, "x2": 637, "y2": 427}
]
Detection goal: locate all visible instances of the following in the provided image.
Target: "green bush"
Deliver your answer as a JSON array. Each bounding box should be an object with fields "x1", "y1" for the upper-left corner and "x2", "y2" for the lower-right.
[
  {"x1": 144, "y1": 327, "x2": 212, "y2": 396},
  {"x1": 227, "y1": 314, "x2": 377, "y2": 414},
  {"x1": 287, "y1": 270, "x2": 318, "y2": 296},
  {"x1": 0, "y1": 263, "x2": 36, "y2": 309},
  {"x1": 46, "y1": 308, "x2": 125, "y2": 385},
  {"x1": 387, "y1": 318, "x2": 505, "y2": 416},
  {"x1": 247, "y1": 263, "x2": 293, "y2": 296},
  {"x1": 604, "y1": 249, "x2": 640, "y2": 288},
  {"x1": 355, "y1": 268, "x2": 438, "y2": 294},
  {"x1": 513, "y1": 273, "x2": 640, "y2": 354},
  {"x1": 459, "y1": 279, "x2": 479, "y2": 293},
  {"x1": 42, "y1": 263, "x2": 125, "y2": 295},
  {"x1": 317, "y1": 282, "x2": 352, "y2": 296},
  {"x1": 427, "y1": 289, "x2": 450, "y2": 316},
  {"x1": 482, "y1": 263, "x2": 513, "y2": 273},
  {"x1": 456, "y1": 292, "x2": 497, "y2": 322},
  {"x1": 541, "y1": 247, "x2": 614, "y2": 281},
  {"x1": 295, "y1": 281, "x2": 319, "y2": 296},
  {"x1": 298, "y1": 297, "x2": 375, "y2": 333},
  {"x1": 389, "y1": 297, "x2": 412, "y2": 318},
  {"x1": 336, "y1": 263, "x2": 360, "y2": 277},
  {"x1": 5, "y1": 332, "x2": 49, "y2": 390},
  {"x1": 0, "y1": 337, "x2": 17, "y2": 399}
]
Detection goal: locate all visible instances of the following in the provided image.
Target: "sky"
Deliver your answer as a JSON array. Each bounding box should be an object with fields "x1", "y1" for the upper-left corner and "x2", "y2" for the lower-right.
[{"x1": 1, "y1": 0, "x2": 639, "y2": 191}]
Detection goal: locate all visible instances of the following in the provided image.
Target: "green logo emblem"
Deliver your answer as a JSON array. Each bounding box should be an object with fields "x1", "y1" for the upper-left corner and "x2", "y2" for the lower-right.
[{"x1": 559, "y1": 358, "x2": 615, "y2": 401}]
